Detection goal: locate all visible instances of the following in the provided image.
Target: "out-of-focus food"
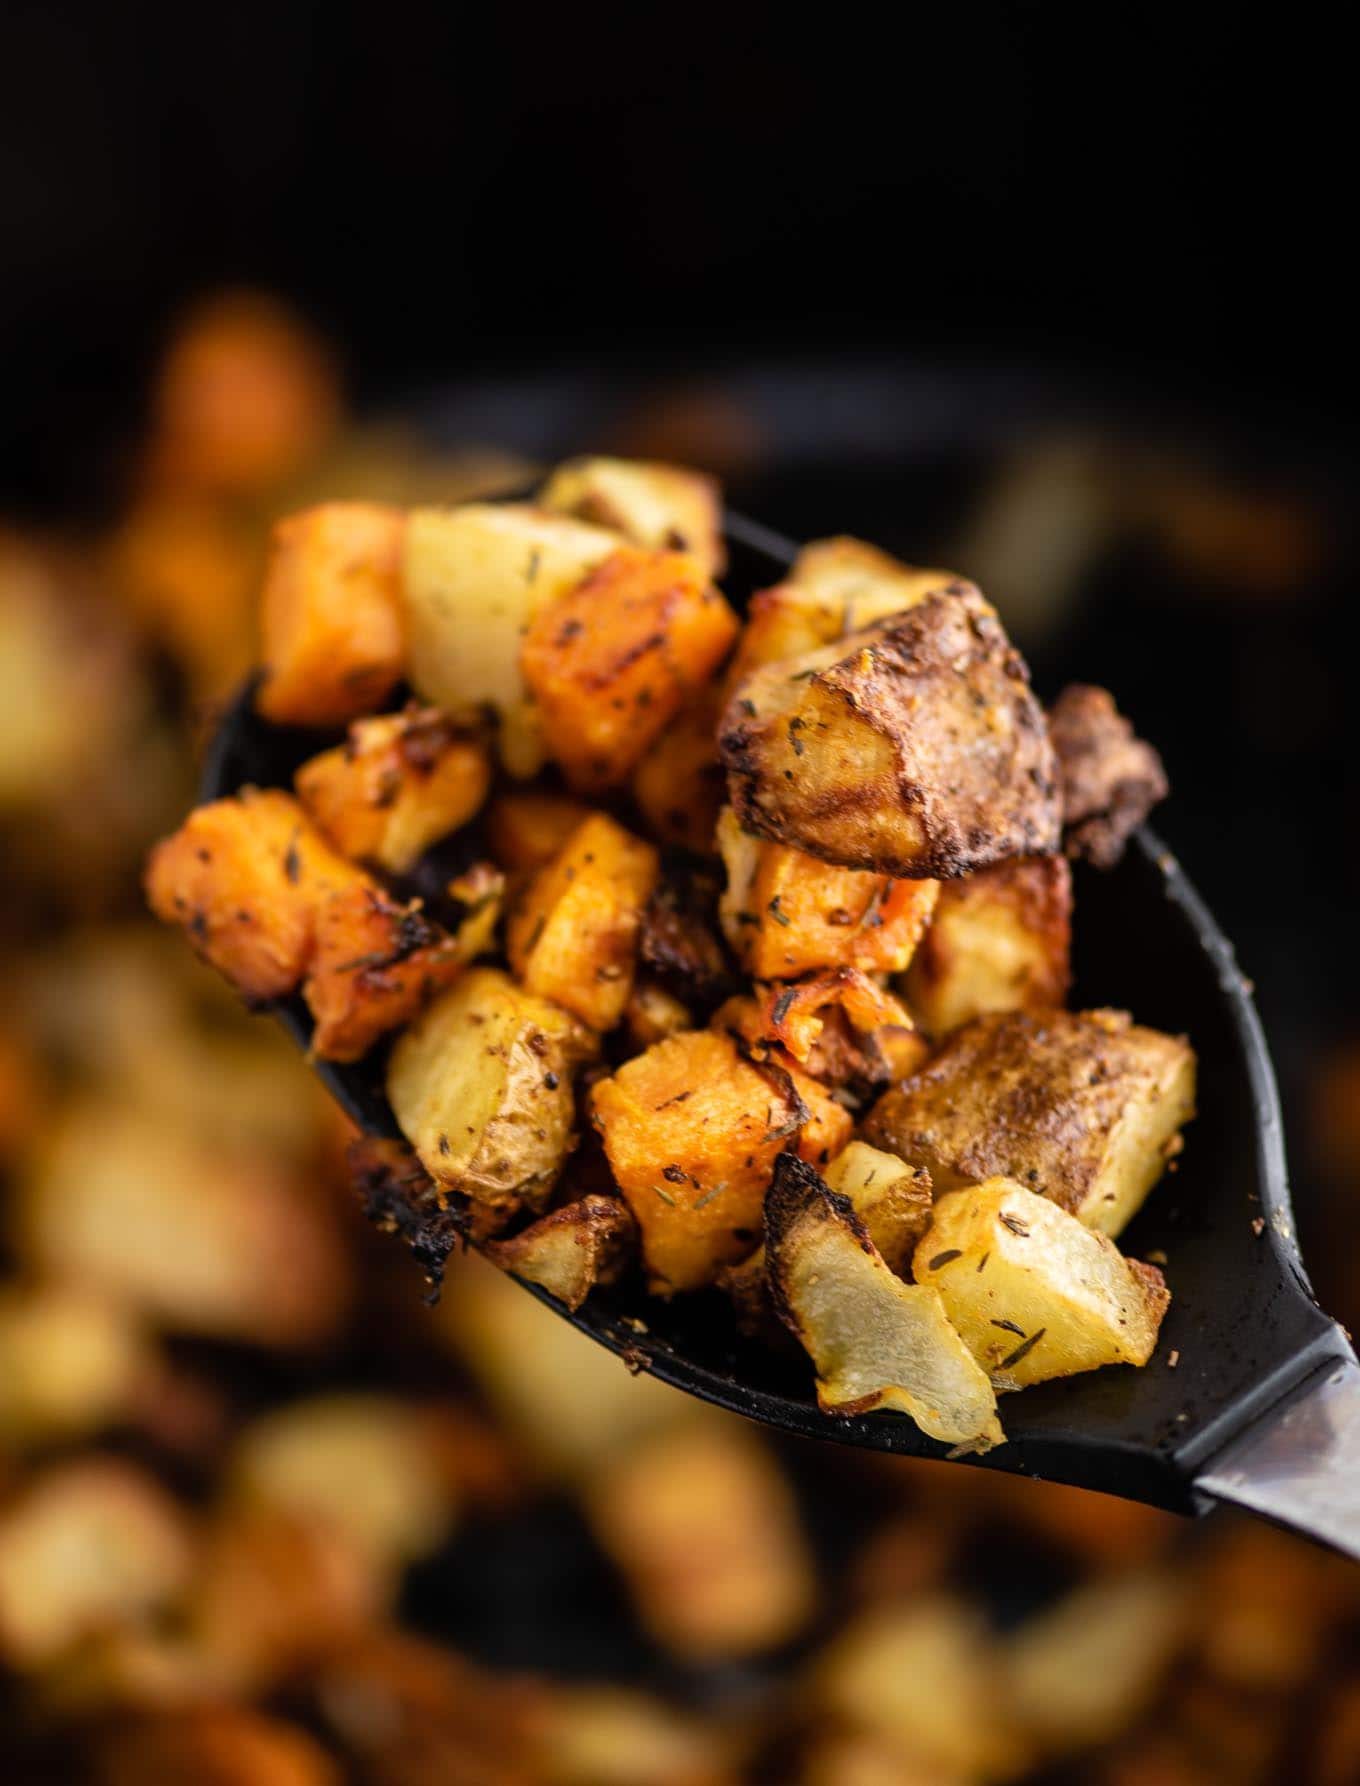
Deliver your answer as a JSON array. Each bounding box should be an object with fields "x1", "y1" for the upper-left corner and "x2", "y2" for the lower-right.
[
  {"x1": 1048, "y1": 682, "x2": 1169, "y2": 868},
  {"x1": 90, "y1": 1704, "x2": 343, "y2": 1786},
  {"x1": 0, "y1": 1283, "x2": 150, "y2": 1449},
  {"x1": 540, "y1": 454, "x2": 725, "y2": 579}
]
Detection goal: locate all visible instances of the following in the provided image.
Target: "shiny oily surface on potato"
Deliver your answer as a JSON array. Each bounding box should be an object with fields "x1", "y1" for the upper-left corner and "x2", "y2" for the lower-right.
[{"x1": 202, "y1": 511, "x2": 1345, "y2": 1516}]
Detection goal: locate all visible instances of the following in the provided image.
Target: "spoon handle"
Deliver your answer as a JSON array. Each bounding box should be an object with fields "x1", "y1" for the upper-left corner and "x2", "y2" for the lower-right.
[{"x1": 1195, "y1": 1346, "x2": 1360, "y2": 1558}]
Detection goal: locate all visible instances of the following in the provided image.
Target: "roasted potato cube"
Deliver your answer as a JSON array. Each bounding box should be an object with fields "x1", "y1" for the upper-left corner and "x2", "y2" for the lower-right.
[
  {"x1": 623, "y1": 979, "x2": 694, "y2": 1049},
  {"x1": 521, "y1": 546, "x2": 739, "y2": 793},
  {"x1": 717, "y1": 806, "x2": 939, "y2": 978},
  {"x1": 720, "y1": 585, "x2": 1060, "y2": 878},
  {"x1": 0, "y1": 1460, "x2": 195, "y2": 1670},
  {"x1": 483, "y1": 1194, "x2": 637, "y2": 1311},
  {"x1": 824, "y1": 1141, "x2": 933, "y2": 1273},
  {"x1": 584, "y1": 1422, "x2": 815, "y2": 1662},
  {"x1": 487, "y1": 789, "x2": 592, "y2": 874},
  {"x1": 387, "y1": 966, "x2": 597, "y2": 1229},
  {"x1": 144, "y1": 788, "x2": 363, "y2": 1000},
  {"x1": 0, "y1": 1283, "x2": 150, "y2": 1449},
  {"x1": 631, "y1": 686, "x2": 728, "y2": 852},
  {"x1": 765, "y1": 1153, "x2": 1003, "y2": 1448},
  {"x1": 506, "y1": 812, "x2": 659, "y2": 1031},
  {"x1": 905, "y1": 854, "x2": 1072, "y2": 1034},
  {"x1": 863, "y1": 1009, "x2": 1197, "y2": 1237},
  {"x1": 915, "y1": 1180, "x2": 1170, "y2": 1386},
  {"x1": 303, "y1": 876, "x2": 500, "y2": 1062},
  {"x1": 294, "y1": 705, "x2": 491, "y2": 873},
  {"x1": 402, "y1": 503, "x2": 621, "y2": 776},
  {"x1": 1049, "y1": 682, "x2": 1168, "y2": 868},
  {"x1": 590, "y1": 1027, "x2": 848, "y2": 1293},
  {"x1": 256, "y1": 502, "x2": 406, "y2": 726},
  {"x1": 539, "y1": 455, "x2": 724, "y2": 579}
]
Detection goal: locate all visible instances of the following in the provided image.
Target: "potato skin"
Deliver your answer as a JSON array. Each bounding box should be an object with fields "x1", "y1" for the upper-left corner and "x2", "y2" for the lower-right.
[
  {"x1": 905, "y1": 854, "x2": 1072, "y2": 1035},
  {"x1": 506, "y1": 813, "x2": 659, "y2": 1032},
  {"x1": 256, "y1": 503, "x2": 406, "y2": 727},
  {"x1": 144, "y1": 789, "x2": 365, "y2": 1000},
  {"x1": 862, "y1": 1008, "x2": 1196, "y2": 1237},
  {"x1": 482, "y1": 1195, "x2": 636, "y2": 1311},
  {"x1": 520, "y1": 546, "x2": 739, "y2": 794},
  {"x1": 1049, "y1": 682, "x2": 1169, "y2": 868},
  {"x1": 720, "y1": 584, "x2": 1061, "y2": 878},
  {"x1": 294, "y1": 706, "x2": 491, "y2": 875}
]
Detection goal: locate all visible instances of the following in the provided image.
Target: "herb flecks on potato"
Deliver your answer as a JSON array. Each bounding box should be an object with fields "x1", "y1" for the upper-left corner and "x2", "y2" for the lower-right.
[{"x1": 539, "y1": 455, "x2": 725, "y2": 580}]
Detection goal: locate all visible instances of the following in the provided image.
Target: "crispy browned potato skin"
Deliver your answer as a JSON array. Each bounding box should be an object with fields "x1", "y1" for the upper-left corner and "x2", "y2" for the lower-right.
[
  {"x1": 719, "y1": 584, "x2": 1061, "y2": 878},
  {"x1": 144, "y1": 789, "x2": 366, "y2": 1000},
  {"x1": 520, "y1": 546, "x2": 739, "y2": 793},
  {"x1": 862, "y1": 1008, "x2": 1196, "y2": 1236},
  {"x1": 482, "y1": 1195, "x2": 637, "y2": 1311},
  {"x1": 256, "y1": 503, "x2": 406, "y2": 727},
  {"x1": 506, "y1": 813, "x2": 659, "y2": 1031},
  {"x1": 905, "y1": 854, "x2": 1073, "y2": 1035},
  {"x1": 294, "y1": 706, "x2": 491, "y2": 875},
  {"x1": 1049, "y1": 682, "x2": 1169, "y2": 868}
]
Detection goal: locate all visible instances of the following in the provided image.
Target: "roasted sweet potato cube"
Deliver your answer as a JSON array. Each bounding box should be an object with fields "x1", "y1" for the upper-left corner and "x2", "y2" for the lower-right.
[
  {"x1": 717, "y1": 806, "x2": 939, "y2": 979},
  {"x1": 590, "y1": 1027, "x2": 846, "y2": 1293},
  {"x1": 539, "y1": 455, "x2": 725, "y2": 579},
  {"x1": 720, "y1": 585, "x2": 1060, "y2": 878},
  {"x1": 915, "y1": 1180, "x2": 1170, "y2": 1386},
  {"x1": 863, "y1": 1009, "x2": 1196, "y2": 1238},
  {"x1": 482, "y1": 1195, "x2": 637, "y2": 1311},
  {"x1": 486, "y1": 790, "x2": 592, "y2": 874},
  {"x1": 90, "y1": 1706, "x2": 342, "y2": 1786},
  {"x1": 144, "y1": 788, "x2": 365, "y2": 1000},
  {"x1": 905, "y1": 854, "x2": 1072, "y2": 1035},
  {"x1": 520, "y1": 546, "x2": 739, "y2": 793},
  {"x1": 402, "y1": 503, "x2": 621, "y2": 777},
  {"x1": 749, "y1": 969, "x2": 916, "y2": 1068},
  {"x1": 256, "y1": 502, "x2": 406, "y2": 727},
  {"x1": 631, "y1": 686, "x2": 727, "y2": 852},
  {"x1": 294, "y1": 706, "x2": 491, "y2": 874},
  {"x1": 303, "y1": 876, "x2": 501, "y2": 1062},
  {"x1": 386, "y1": 966, "x2": 598, "y2": 1231},
  {"x1": 506, "y1": 813, "x2": 659, "y2": 1032}
]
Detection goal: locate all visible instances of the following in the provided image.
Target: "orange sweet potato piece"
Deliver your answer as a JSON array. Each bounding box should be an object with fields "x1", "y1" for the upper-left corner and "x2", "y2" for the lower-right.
[
  {"x1": 717, "y1": 807, "x2": 939, "y2": 979},
  {"x1": 144, "y1": 789, "x2": 364, "y2": 999},
  {"x1": 750, "y1": 969, "x2": 915, "y2": 1066},
  {"x1": 631, "y1": 686, "x2": 727, "y2": 852},
  {"x1": 257, "y1": 503, "x2": 406, "y2": 727},
  {"x1": 294, "y1": 705, "x2": 490, "y2": 874},
  {"x1": 519, "y1": 546, "x2": 739, "y2": 793},
  {"x1": 505, "y1": 813, "x2": 659, "y2": 1032},
  {"x1": 485, "y1": 791, "x2": 592, "y2": 875},
  {"x1": 590, "y1": 1026, "x2": 849, "y2": 1292}
]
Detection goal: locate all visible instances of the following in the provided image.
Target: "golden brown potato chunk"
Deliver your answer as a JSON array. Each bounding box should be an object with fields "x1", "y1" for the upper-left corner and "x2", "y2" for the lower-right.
[
  {"x1": 623, "y1": 979, "x2": 695, "y2": 1049},
  {"x1": 386, "y1": 966, "x2": 598, "y2": 1231},
  {"x1": 1048, "y1": 682, "x2": 1170, "y2": 868},
  {"x1": 863, "y1": 1008, "x2": 1196, "y2": 1238},
  {"x1": 717, "y1": 806, "x2": 939, "y2": 979},
  {"x1": 905, "y1": 854, "x2": 1072, "y2": 1034},
  {"x1": 294, "y1": 705, "x2": 491, "y2": 874},
  {"x1": 589, "y1": 1027, "x2": 849, "y2": 1293},
  {"x1": 539, "y1": 455, "x2": 725, "y2": 579},
  {"x1": 144, "y1": 788, "x2": 364, "y2": 1001},
  {"x1": 520, "y1": 546, "x2": 739, "y2": 794},
  {"x1": 483, "y1": 1195, "x2": 637, "y2": 1311},
  {"x1": 256, "y1": 502, "x2": 406, "y2": 727},
  {"x1": 765, "y1": 1153, "x2": 1004, "y2": 1448},
  {"x1": 506, "y1": 812, "x2": 659, "y2": 1031},
  {"x1": 914, "y1": 1180, "x2": 1170, "y2": 1386},
  {"x1": 720, "y1": 585, "x2": 1060, "y2": 878},
  {"x1": 823, "y1": 1141, "x2": 934, "y2": 1273}
]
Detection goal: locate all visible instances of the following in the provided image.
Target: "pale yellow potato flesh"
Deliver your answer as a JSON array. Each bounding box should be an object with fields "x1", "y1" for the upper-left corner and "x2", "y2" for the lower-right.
[
  {"x1": 914, "y1": 1179, "x2": 1170, "y2": 1388},
  {"x1": 539, "y1": 456, "x2": 723, "y2": 579},
  {"x1": 822, "y1": 1141, "x2": 933, "y2": 1275}
]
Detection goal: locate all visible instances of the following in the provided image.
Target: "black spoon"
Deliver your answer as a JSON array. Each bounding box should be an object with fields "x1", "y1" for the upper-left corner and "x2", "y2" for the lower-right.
[{"x1": 202, "y1": 510, "x2": 1359, "y2": 1555}]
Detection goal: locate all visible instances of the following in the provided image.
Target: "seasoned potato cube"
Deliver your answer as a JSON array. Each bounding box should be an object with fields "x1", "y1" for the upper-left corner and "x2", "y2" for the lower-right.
[
  {"x1": 486, "y1": 789, "x2": 592, "y2": 874},
  {"x1": 387, "y1": 966, "x2": 597, "y2": 1230},
  {"x1": 765, "y1": 1154, "x2": 1003, "y2": 1448},
  {"x1": 144, "y1": 788, "x2": 364, "y2": 1000},
  {"x1": 0, "y1": 1460, "x2": 195, "y2": 1670},
  {"x1": 539, "y1": 455, "x2": 724, "y2": 579},
  {"x1": 506, "y1": 813, "x2": 659, "y2": 1031},
  {"x1": 303, "y1": 876, "x2": 500, "y2": 1061},
  {"x1": 824, "y1": 1141, "x2": 933, "y2": 1273},
  {"x1": 402, "y1": 504, "x2": 620, "y2": 776},
  {"x1": 521, "y1": 546, "x2": 739, "y2": 793},
  {"x1": 256, "y1": 502, "x2": 406, "y2": 726},
  {"x1": 294, "y1": 706, "x2": 491, "y2": 874},
  {"x1": 717, "y1": 806, "x2": 939, "y2": 978},
  {"x1": 584, "y1": 1423, "x2": 815, "y2": 1662},
  {"x1": 623, "y1": 980, "x2": 694, "y2": 1049},
  {"x1": 720, "y1": 586, "x2": 1060, "y2": 878},
  {"x1": 863, "y1": 1009, "x2": 1197, "y2": 1238},
  {"x1": 484, "y1": 1195, "x2": 637, "y2": 1311},
  {"x1": 590, "y1": 1027, "x2": 848, "y2": 1293},
  {"x1": 631, "y1": 686, "x2": 727, "y2": 852},
  {"x1": 914, "y1": 1180, "x2": 1170, "y2": 1386},
  {"x1": 1049, "y1": 682, "x2": 1168, "y2": 868},
  {"x1": 905, "y1": 854, "x2": 1072, "y2": 1034}
]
